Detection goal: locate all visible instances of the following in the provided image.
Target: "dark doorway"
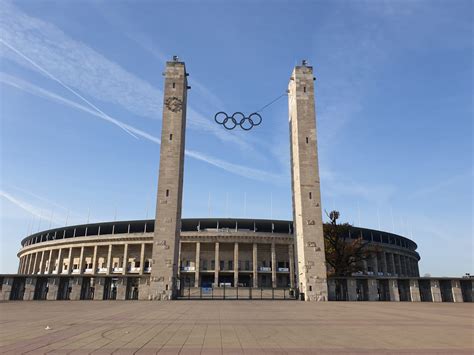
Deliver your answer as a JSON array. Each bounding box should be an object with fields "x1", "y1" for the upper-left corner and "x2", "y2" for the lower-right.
[
  {"x1": 419, "y1": 280, "x2": 432, "y2": 302},
  {"x1": 377, "y1": 279, "x2": 390, "y2": 301},
  {"x1": 126, "y1": 278, "x2": 140, "y2": 300},
  {"x1": 238, "y1": 274, "x2": 251, "y2": 287},
  {"x1": 57, "y1": 278, "x2": 71, "y2": 300},
  {"x1": 33, "y1": 277, "x2": 48, "y2": 300},
  {"x1": 440, "y1": 280, "x2": 454, "y2": 302},
  {"x1": 398, "y1": 280, "x2": 411, "y2": 301},
  {"x1": 460, "y1": 280, "x2": 472, "y2": 302},
  {"x1": 218, "y1": 274, "x2": 234, "y2": 287},
  {"x1": 356, "y1": 279, "x2": 368, "y2": 301},
  {"x1": 80, "y1": 277, "x2": 94, "y2": 300},
  {"x1": 200, "y1": 274, "x2": 214, "y2": 288},
  {"x1": 9, "y1": 277, "x2": 26, "y2": 300},
  {"x1": 103, "y1": 278, "x2": 118, "y2": 300},
  {"x1": 335, "y1": 279, "x2": 348, "y2": 301}
]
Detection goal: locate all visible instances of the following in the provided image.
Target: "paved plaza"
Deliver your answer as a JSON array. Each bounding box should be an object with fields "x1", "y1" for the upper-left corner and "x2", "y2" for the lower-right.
[{"x1": 0, "y1": 301, "x2": 472, "y2": 354}]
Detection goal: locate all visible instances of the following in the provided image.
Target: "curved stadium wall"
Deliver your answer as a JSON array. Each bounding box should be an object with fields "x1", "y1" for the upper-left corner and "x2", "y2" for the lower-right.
[{"x1": 17, "y1": 218, "x2": 420, "y2": 286}]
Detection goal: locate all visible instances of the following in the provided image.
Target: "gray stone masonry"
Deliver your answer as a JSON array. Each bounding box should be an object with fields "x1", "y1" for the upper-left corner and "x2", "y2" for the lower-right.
[
  {"x1": 150, "y1": 60, "x2": 188, "y2": 300},
  {"x1": 288, "y1": 63, "x2": 328, "y2": 301},
  {"x1": 367, "y1": 279, "x2": 378, "y2": 301},
  {"x1": 69, "y1": 279, "x2": 81, "y2": 301},
  {"x1": 46, "y1": 278, "x2": 58, "y2": 301},
  {"x1": 1, "y1": 278, "x2": 13, "y2": 301},
  {"x1": 94, "y1": 278, "x2": 105, "y2": 300},
  {"x1": 347, "y1": 279, "x2": 357, "y2": 301},
  {"x1": 410, "y1": 279, "x2": 421, "y2": 302},
  {"x1": 451, "y1": 280, "x2": 463, "y2": 302},
  {"x1": 23, "y1": 278, "x2": 36, "y2": 301},
  {"x1": 389, "y1": 279, "x2": 400, "y2": 301},
  {"x1": 430, "y1": 280, "x2": 442, "y2": 302}
]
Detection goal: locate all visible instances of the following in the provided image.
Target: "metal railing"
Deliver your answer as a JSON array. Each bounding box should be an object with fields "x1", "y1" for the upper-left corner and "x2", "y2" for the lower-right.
[{"x1": 178, "y1": 285, "x2": 298, "y2": 300}]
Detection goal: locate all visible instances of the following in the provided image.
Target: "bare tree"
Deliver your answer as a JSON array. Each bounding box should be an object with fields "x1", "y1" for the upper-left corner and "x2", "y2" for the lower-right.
[{"x1": 324, "y1": 210, "x2": 379, "y2": 276}]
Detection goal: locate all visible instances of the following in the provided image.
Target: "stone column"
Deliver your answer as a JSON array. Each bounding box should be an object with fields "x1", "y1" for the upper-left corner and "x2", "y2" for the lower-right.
[
  {"x1": 347, "y1": 279, "x2": 358, "y2": 301},
  {"x1": 388, "y1": 279, "x2": 400, "y2": 301},
  {"x1": 47, "y1": 277, "x2": 59, "y2": 300},
  {"x1": 150, "y1": 59, "x2": 189, "y2": 301},
  {"x1": 78, "y1": 246, "x2": 84, "y2": 275},
  {"x1": 31, "y1": 253, "x2": 38, "y2": 274},
  {"x1": 56, "y1": 248, "x2": 62, "y2": 274},
  {"x1": 233, "y1": 242, "x2": 239, "y2": 287},
  {"x1": 409, "y1": 279, "x2": 421, "y2": 302},
  {"x1": 430, "y1": 280, "x2": 442, "y2": 302},
  {"x1": 289, "y1": 244, "x2": 295, "y2": 288},
  {"x1": 214, "y1": 242, "x2": 219, "y2": 287},
  {"x1": 17, "y1": 257, "x2": 22, "y2": 274},
  {"x1": 24, "y1": 255, "x2": 30, "y2": 274},
  {"x1": 390, "y1": 253, "x2": 396, "y2": 275},
  {"x1": 67, "y1": 247, "x2": 73, "y2": 275},
  {"x1": 271, "y1": 242, "x2": 276, "y2": 288},
  {"x1": 46, "y1": 250, "x2": 53, "y2": 274},
  {"x1": 38, "y1": 251, "x2": 45, "y2": 274},
  {"x1": 27, "y1": 254, "x2": 32, "y2": 274},
  {"x1": 139, "y1": 243, "x2": 145, "y2": 275},
  {"x1": 252, "y1": 243, "x2": 258, "y2": 288},
  {"x1": 92, "y1": 245, "x2": 98, "y2": 274},
  {"x1": 381, "y1": 252, "x2": 388, "y2": 275},
  {"x1": 362, "y1": 259, "x2": 368, "y2": 275},
  {"x1": 195, "y1": 242, "x2": 200, "y2": 288},
  {"x1": 288, "y1": 62, "x2": 328, "y2": 301},
  {"x1": 371, "y1": 254, "x2": 378, "y2": 276},
  {"x1": 451, "y1": 280, "x2": 464, "y2": 303},
  {"x1": 122, "y1": 244, "x2": 128, "y2": 275},
  {"x1": 395, "y1": 254, "x2": 401, "y2": 276},
  {"x1": 106, "y1": 244, "x2": 112, "y2": 275},
  {"x1": 401, "y1": 255, "x2": 407, "y2": 276},
  {"x1": 367, "y1": 279, "x2": 379, "y2": 301}
]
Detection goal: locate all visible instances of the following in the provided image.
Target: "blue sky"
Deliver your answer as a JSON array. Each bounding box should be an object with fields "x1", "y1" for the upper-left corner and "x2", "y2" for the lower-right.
[{"x1": 0, "y1": 0, "x2": 472, "y2": 276}]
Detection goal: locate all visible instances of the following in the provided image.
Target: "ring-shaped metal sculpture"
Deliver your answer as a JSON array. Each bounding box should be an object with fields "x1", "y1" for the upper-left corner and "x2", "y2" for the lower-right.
[{"x1": 214, "y1": 111, "x2": 263, "y2": 131}]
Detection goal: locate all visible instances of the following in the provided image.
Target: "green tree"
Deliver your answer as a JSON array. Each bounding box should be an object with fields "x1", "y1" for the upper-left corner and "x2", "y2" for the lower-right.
[{"x1": 323, "y1": 210, "x2": 379, "y2": 277}]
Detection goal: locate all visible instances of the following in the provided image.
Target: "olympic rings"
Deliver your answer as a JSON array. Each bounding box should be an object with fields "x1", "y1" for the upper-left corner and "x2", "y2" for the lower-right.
[{"x1": 214, "y1": 112, "x2": 263, "y2": 131}]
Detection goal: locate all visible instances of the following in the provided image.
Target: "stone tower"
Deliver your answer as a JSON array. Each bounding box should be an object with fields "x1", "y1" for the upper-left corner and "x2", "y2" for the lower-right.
[
  {"x1": 288, "y1": 61, "x2": 328, "y2": 301},
  {"x1": 150, "y1": 58, "x2": 188, "y2": 300}
]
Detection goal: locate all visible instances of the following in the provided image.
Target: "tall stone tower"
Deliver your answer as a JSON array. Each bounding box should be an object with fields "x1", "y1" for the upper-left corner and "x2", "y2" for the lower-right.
[
  {"x1": 150, "y1": 58, "x2": 188, "y2": 300},
  {"x1": 288, "y1": 61, "x2": 328, "y2": 301}
]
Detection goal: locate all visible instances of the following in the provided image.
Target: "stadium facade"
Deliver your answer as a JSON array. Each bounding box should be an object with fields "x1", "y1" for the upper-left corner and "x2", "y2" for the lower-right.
[{"x1": 1, "y1": 59, "x2": 471, "y2": 302}]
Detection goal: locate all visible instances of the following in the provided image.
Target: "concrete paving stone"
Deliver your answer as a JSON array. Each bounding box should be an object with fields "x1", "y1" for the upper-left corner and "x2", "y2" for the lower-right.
[{"x1": 0, "y1": 301, "x2": 472, "y2": 354}]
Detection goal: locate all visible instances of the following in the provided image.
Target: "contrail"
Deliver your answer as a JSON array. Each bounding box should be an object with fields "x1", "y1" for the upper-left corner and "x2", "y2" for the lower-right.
[
  {"x1": 1, "y1": 73, "x2": 285, "y2": 183},
  {"x1": 0, "y1": 38, "x2": 138, "y2": 139}
]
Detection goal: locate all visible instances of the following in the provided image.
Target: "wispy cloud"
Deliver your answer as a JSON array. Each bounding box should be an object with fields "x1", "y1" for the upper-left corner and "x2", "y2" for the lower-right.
[
  {"x1": 0, "y1": 190, "x2": 64, "y2": 226},
  {"x1": 320, "y1": 168, "x2": 396, "y2": 204},
  {"x1": 1, "y1": 72, "x2": 283, "y2": 183},
  {"x1": 0, "y1": 1, "x2": 253, "y2": 151},
  {"x1": 185, "y1": 149, "x2": 285, "y2": 184}
]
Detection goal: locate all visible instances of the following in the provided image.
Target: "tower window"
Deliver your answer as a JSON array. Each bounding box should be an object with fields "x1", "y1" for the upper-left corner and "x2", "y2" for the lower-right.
[
  {"x1": 166, "y1": 189, "x2": 169, "y2": 197},
  {"x1": 172, "y1": 82, "x2": 175, "y2": 88},
  {"x1": 303, "y1": 86, "x2": 306, "y2": 93},
  {"x1": 169, "y1": 134, "x2": 173, "y2": 141},
  {"x1": 309, "y1": 192, "x2": 312, "y2": 200},
  {"x1": 306, "y1": 137, "x2": 309, "y2": 144}
]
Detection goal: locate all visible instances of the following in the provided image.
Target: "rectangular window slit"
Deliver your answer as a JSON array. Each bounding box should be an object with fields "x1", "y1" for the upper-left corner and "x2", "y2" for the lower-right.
[
  {"x1": 303, "y1": 86, "x2": 306, "y2": 93},
  {"x1": 306, "y1": 137, "x2": 309, "y2": 144},
  {"x1": 166, "y1": 189, "x2": 169, "y2": 197},
  {"x1": 169, "y1": 134, "x2": 173, "y2": 141},
  {"x1": 309, "y1": 192, "x2": 312, "y2": 199},
  {"x1": 172, "y1": 82, "x2": 175, "y2": 88}
]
